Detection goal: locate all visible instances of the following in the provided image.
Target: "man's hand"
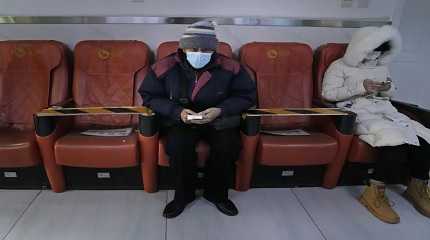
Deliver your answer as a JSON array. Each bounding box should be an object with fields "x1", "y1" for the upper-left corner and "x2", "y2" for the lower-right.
[
  {"x1": 180, "y1": 109, "x2": 197, "y2": 124},
  {"x1": 190, "y1": 108, "x2": 222, "y2": 125}
]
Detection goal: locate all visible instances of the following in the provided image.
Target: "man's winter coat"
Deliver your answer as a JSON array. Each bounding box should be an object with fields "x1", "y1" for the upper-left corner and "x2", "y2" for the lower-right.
[{"x1": 139, "y1": 50, "x2": 256, "y2": 128}]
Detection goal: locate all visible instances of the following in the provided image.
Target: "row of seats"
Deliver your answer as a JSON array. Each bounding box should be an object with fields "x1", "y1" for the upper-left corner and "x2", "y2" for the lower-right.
[{"x1": 0, "y1": 40, "x2": 421, "y2": 192}]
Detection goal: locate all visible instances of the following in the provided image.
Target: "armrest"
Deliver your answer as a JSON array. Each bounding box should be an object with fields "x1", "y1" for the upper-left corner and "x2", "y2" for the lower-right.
[
  {"x1": 138, "y1": 114, "x2": 158, "y2": 137},
  {"x1": 236, "y1": 114, "x2": 260, "y2": 192},
  {"x1": 138, "y1": 113, "x2": 159, "y2": 193},
  {"x1": 311, "y1": 101, "x2": 356, "y2": 134},
  {"x1": 33, "y1": 114, "x2": 72, "y2": 138},
  {"x1": 240, "y1": 115, "x2": 260, "y2": 136},
  {"x1": 34, "y1": 99, "x2": 74, "y2": 137},
  {"x1": 312, "y1": 111, "x2": 356, "y2": 138},
  {"x1": 36, "y1": 106, "x2": 152, "y2": 117},
  {"x1": 34, "y1": 115, "x2": 56, "y2": 137},
  {"x1": 318, "y1": 114, "x2": 355, "y2": 189},
  {"x1": 391, "y1": 99, "x2": 419, "y2": 109},
  {"x1": 33, "y1": 115, "x2": 71, "y2": 193},
  {"x1": 392, "y1": 100, "x2": 430, "y2": 127},
  {"x1": 333, "y1": 110, "x2": 356, "y2": 135}
]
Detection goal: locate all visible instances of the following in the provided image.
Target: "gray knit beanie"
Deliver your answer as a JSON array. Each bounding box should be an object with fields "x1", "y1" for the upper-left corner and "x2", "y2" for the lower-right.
[{"x1": 179, "y1": 20, "x2": 218, "y2": 50}]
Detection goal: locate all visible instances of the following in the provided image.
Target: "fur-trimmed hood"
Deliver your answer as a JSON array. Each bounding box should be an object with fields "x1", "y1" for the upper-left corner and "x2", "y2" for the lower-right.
[{"x1": 343, "y1": 25, "x2": 402, "y2": 67}]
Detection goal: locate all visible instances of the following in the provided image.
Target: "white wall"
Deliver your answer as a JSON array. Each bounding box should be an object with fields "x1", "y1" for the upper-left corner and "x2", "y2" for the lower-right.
[
  {"x1": 389, "y1": 0, "x2": 430, "y2": 108},
  {"x1": 0, "y1": 0, "x2": 399, "y2": 18},
  {"x1": 1, "y1": 0, "x2": 427, "y2": 108},
  {"x1": 0, "y1": 0, "x2": 402, "y2": 51}
]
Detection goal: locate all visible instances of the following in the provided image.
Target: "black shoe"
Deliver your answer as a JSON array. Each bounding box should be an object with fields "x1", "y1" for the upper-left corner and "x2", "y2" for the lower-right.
[
  {"x1": 162, "y1": 198, "x2": 194, "y2": 219},
  {"x1": 205, "y1": 197, "x2": 239, "y2": 216}
]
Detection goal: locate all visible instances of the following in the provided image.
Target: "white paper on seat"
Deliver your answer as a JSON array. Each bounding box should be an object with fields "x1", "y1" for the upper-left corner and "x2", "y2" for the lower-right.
[
  {"x1": 261, "y1": 129, "x2": 310, "y2": 136},
  {"x1": 80, "y1": 128, "x2": 133, "y2": 137}
]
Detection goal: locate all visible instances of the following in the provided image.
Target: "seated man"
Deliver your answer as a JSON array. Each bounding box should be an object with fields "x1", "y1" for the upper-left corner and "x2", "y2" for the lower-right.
[
  {"x1": 322, "y1": 25, "x2": 430, "y2": 224},
  {"x1": 139, "y1": 21, "x2": 256, "y2": 218}
]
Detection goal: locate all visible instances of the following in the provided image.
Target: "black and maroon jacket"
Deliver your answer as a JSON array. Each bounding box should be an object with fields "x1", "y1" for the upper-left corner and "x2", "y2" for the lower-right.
[{"x1": 139, "y1": 50, "x2": 256, "y2": 127}]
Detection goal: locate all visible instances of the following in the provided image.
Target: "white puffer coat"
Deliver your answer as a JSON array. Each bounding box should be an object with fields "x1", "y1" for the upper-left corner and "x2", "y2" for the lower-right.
[{"x1": 322, "y1": 25, "x2": 430, "y2": 147}]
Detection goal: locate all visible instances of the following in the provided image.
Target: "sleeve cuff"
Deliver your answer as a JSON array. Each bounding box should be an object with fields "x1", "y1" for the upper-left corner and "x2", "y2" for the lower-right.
[
  {"x1": 172, "y1": 106, "x2": 184, "y2": 122},
  {"x1": 347, "y1": 78, "x2": 367, "y2": 96},
  {"x1": 216, "y1": 105, "x2": 228, "y2": 117}
]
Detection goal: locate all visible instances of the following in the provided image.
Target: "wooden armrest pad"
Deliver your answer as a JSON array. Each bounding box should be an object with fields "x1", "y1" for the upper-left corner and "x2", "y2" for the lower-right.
[
  {"x1": 244, "y1": 108, "x2": 348, "y2": 117},
  {"x1": 36, "y1": 106, "x2": 154, "y2": 117}
]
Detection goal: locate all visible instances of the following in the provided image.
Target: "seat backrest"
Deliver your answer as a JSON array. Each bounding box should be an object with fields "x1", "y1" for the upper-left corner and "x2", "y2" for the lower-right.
[
  {"x1": 240, "y1": 42, "x2": 313, "y2": 129},
  {"x1": 313, "y1": 43, "x2": 347, "y2": 103},
  {"x1": 0, "y1": 40, "x2": 70, "y2": 130},
  {"x1": 156, "y1": 41, "x2": 233, "y2": 60},
  {"x1": 73, "y1": 40, "x2": 150, "y2": 128}
]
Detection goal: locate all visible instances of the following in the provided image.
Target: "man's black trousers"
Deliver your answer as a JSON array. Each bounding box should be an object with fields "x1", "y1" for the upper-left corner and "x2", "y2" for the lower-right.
[{"x1": 165, "y1": 125, "x2": 241, "y2": 205}]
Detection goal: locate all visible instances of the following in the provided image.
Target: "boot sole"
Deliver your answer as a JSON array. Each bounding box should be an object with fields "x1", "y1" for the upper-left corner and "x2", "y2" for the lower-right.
[
  {"x1": 403, "y1": 191, "x2": 430, "y2": 218},
  {"x1": 358, "y1": 196, "x2": 400, "y2": 224}
]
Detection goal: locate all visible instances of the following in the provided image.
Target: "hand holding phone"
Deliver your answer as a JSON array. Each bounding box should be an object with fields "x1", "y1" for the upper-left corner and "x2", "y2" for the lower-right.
[
  {"x1": 379, "y1": 79, "x2": 392, "y2": 92},
  {"x1": 180, "y1": 109, "x2": 198, "y2": 124}
]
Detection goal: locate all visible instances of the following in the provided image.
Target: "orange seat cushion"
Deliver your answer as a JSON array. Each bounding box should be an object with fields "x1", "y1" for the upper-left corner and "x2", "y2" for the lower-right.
[
  {"x1": 348, "y1": 136, "x2": 377, "y2": 163},
  {"x1": 0, "y1": 128, "x2": 41, "y2": 167},
  {"x1": 55, "y1": 132, "x2": 138, "y2": 168},
  {"x1": 256, "y1": 133, "x2": 338, "y2": 166},
  {"x1": 158, "y1": 137, "x2": 210, "y2": 168}
]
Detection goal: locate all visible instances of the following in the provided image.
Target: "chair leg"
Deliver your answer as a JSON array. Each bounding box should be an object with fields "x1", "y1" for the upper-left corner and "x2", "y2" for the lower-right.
[
  {"x1": 323, "y1": 134, "x2": 353, "y2": 189},
  {"x1": 235, "y1": 134, "x2": 259, "y2": 191},
  {"x1": 139, "y1": 134, "x2": 159, "y2": 193},
  {"x1": 36, "y1": 134, "x2": 66, "y2": 193}
]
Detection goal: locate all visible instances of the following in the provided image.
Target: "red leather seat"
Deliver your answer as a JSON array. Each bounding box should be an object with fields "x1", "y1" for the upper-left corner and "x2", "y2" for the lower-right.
[
  {"x1": 142, "y1": 41, "x2": 258, "y2": 192},
  {"x1": 0, "y1": 129, "x2": 40, "y2": 167},
  {"x1": 36, "y1": 40, "x2": 151, "y2": 192},
  {"x1": 0, "y1": 41, "x2": 70, "y2": 169},
  {"x1": 55, "y1": 132, "x2": 138, "y2": 168},
  {"x1": 240, "y1": 42, "x2": 354, "y2": 188},
  {"x1": 257, "y1": 133, "x2": 338, "y2": 166},
  {"x1": 313, "y1": 43, "x2": 376, "y2": 164}
]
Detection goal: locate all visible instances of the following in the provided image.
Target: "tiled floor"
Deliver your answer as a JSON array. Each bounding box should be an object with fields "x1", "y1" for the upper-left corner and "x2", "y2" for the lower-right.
[{"x1": 0, "y1": 187, "x2": 429, "y2": 240}]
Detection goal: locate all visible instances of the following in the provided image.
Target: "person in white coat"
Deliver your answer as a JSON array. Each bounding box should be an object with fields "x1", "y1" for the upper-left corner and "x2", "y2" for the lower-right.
[{"x1": 322, "y1": 25, "x2": 430, "y2": 224}]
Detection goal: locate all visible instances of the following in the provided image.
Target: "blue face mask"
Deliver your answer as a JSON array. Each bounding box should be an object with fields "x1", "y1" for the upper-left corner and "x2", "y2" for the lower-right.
[{"x1": 186, "y1": 52, "x2": 213, "y2": 69}]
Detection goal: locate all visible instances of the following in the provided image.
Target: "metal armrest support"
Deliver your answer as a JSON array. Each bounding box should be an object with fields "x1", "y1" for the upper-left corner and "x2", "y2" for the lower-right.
[
  {"x1": 312, "y1": 100, "x2": 356, "y2": 134},
  {"x1": 34, "y1": 115, "x2": 56, "y2": 137},
  {"x1": 333, "y1": 111, "x2": 356, "y2": 135},
  {"x1": 240, "y1": 115, "x2": 260, "y2": 136},
  {"x1": 138, "y1": 114, "x2": 158, "y2": 137}
]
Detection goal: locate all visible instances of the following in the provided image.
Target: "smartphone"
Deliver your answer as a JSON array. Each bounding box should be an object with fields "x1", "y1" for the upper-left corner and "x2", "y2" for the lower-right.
[
  {"x1": 381, "y1": 79, "x2": 392, "y2": 85},
  {"x1": 187, "y1": 114, "x2": 204, "y2": 120}
]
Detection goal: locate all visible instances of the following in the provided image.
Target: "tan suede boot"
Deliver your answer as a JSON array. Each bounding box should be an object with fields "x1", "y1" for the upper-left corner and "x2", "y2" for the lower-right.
[
  {"x1": 404, "y1": 178, "x2": 430, "y2": 218},
  {"x1": 358, "y1": 181, "x2": 400, "y2": 224}
]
